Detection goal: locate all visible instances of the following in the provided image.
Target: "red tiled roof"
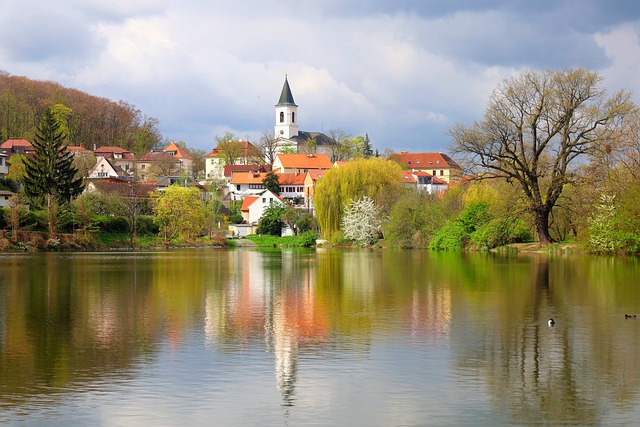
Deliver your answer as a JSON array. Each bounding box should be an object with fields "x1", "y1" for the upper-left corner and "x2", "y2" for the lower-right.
[
  {"x1": 241, "y1": 196, "x2": 259, "y2": 212},
  {"x1": 230, "y1": 172, "x2": 268, "y2": 185},
  {"x1": 389, "y1": 152, "x2": 461, "y2": 170},
  {"x1": 164, "y1": 142, "x2": 194, "y2": 160},
  {"x1": 138, "y1": 151, "x2": 180, "y2": 162},
  {"x1": 278, "y1": 172, "x2": 306, "y2": 185},
  {"x1": 223, "y1": 164, "x2": 268, "y2": 177},
  {"x1": 276, "y1": 153, "x2": 333, "y2": 170},
  {"x1": 305, "y1": 170, "x2": 325, "y2": 181},
  {"x1": 1, "y1": 138, "x2": 32, "y2": 149}
]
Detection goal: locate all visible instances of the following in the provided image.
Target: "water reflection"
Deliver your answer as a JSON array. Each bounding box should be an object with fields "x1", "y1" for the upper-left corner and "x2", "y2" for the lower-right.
[{"x1": 1, "y1": 250, "x2": 640, "y2": 425}]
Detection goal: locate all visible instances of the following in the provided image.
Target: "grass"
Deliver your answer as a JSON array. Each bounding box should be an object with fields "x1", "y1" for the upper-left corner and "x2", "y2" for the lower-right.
[{"x1": 244, "y1": 233, "x2": 316, "y2": 247}]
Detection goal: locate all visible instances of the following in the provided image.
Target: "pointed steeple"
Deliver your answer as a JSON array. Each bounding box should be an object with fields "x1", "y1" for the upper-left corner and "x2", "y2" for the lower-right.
[{"x1": 276, "y1": 75, "x2": 297, "y2": 106}]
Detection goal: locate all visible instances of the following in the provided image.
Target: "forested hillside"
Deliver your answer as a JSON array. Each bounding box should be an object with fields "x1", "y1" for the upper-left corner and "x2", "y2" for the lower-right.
[{"x1": 0, "y1": 71, "x2": 163, "y2": 155}]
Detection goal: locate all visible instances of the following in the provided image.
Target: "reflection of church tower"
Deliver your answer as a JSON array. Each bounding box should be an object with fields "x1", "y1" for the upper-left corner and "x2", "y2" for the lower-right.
[{"x1": 274, "y1": 75, "x2": 299, "y2": 151}]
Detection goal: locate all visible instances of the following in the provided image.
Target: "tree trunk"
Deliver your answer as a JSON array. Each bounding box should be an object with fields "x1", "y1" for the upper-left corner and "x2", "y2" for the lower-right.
[{"x1": 534, "y1": 208, "x2": 553, "y2": 246}]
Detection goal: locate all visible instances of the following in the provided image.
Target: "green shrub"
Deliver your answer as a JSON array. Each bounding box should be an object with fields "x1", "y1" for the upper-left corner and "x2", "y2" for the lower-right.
[
  {"x1": 471, "y1": 217, "x2": 532, "y2": 249},
  {"x1": 92, "y1": 215, "x2": 129, "y2": 233},
  {"x1": 136, "y1": 215, "x2": 160, "y2": 234},
  {"x1": 429, "y1": 221, "x2": 468, "y2": 251},
  {"x1": 297, "y1": 231, "x2": 317, "y2": 247},
  {"x1": 24, "y1": 210, "x2": 48, "y2": 231}
]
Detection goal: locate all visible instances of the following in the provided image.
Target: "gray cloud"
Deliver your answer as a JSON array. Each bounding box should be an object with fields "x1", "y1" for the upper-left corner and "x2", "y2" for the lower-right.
[{"x1": 1, "y1": 0, "x2": 640, "y2": 154}]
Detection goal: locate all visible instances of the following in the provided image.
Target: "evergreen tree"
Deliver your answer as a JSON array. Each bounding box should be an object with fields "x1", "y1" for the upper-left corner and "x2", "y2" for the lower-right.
[
  {"x1": 262, "y1": 171, "x2": 281, "y2": 195},
  {"x1": 23, "y1": 108, "x2": 85, "y2": 233}
]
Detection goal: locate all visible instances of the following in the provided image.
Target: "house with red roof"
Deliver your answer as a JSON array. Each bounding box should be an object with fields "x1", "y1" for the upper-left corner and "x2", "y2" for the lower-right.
[
  {"x1": 163, "y1": 142, "x2": 195, "y2": 176},
  {"x1": 272, "y1": 153, "x2": 332, "y2": 174},
  {"x1": 94, "y1": 146, "x2": 136, "y2": 176},
  {"x1": 136, "y1": 151, "x2": 181, "y2": 182},
  {"x1": 204, "y1": 140, "x2": 260, "y2": 181},
  {"x1": 240, "y1": 189, "x2": 283, "y2": 225},
  {"x1": 87, "y1": 156, "x2": 130, "y2": 181},
  {"x1": 402, "y1": 170, "x2": 449, "y2": 194},
  {"x1": 0, "y1": 138, "x2": 34, "y2": 156},
  {"x1": 389, "y1": 152, "x2": 462, "y2": 184}
]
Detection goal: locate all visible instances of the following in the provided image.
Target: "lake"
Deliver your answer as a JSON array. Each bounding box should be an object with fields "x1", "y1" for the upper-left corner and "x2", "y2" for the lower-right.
[{"x1": 1, "y1": 248, "x2": 640, "y2": 426}]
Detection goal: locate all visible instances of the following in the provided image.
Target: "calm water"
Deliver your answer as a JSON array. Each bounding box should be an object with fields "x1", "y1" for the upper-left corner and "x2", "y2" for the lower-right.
[{"x1": 1, "y1": 249, "x2": 640, "y2": 426}]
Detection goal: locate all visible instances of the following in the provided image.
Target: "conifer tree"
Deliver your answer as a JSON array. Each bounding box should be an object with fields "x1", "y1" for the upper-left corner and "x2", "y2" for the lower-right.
[{"x1": 23, "y1": 107, "x2": 85, "y2": 234}]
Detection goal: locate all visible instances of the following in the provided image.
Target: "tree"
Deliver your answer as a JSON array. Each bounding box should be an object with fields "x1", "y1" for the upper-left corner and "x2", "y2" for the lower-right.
[
  {"x1": 152, "y1": 185, "x2": 206, "y2": 241},
  {"x1": 384, "y1": 189, "x2": 445, "y2": 248},
  {"x1": 449, "y1": 68, "x2": 634, "y2": 245},
  {"x1": 215, "y1": 132, "x2": 244, "y2": 165},
  {"x1": 258, "y1": 131, "x2": 280, "y2": 166},
  {"x1": 326, "y1": 128, "x2": 353, "y2": 162},
  {"x1": 6, "y1": 153, "x2": 27, "y2": 183},
  {"x1": 351, "y1": 134, "x2": 373, "y2": 158},
  {"x1": 23, "y1": 108, "x2": 85, "y2": 235},
  {"x1": 256, "y1": 203, "x2": 285, "y2": 236},
  {"x1": 262, "y1": 171, "x2": 280, "y2": 195},
  {"x1": 313, "y1": 157, "x2": 403, "y2": 238},
  {"x1": 280, "y1": 205, "x2": 317, "y2": 236},
  {"x1": 342, "y1": 195, "x2": 381, "y2": 244}
]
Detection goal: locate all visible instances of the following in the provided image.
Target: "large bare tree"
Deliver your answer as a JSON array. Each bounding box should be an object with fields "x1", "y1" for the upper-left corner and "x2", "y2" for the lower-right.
[{"x1": 450, "y1": 69, "x2": 634, "y2": 245}]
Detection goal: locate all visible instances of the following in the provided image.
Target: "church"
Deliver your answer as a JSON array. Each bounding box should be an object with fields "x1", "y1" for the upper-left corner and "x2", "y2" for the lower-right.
[{"x1": 273, "y1": 75, "x2": 336, "y2": 156}]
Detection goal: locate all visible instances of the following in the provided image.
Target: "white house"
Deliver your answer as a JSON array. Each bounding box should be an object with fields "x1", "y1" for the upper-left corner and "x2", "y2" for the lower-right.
[
  {"x1": 241, "y1": 190, "x2": 284, "y2": 225},
  {"x1": 87, "y1": 157, "x2": 130, "y2": 181},
  {"x1": 0, "y1": 153, "x2": 8, "y2": 177},
  {"x1": 402, "y1": 170, "x2": 449, "y2": 195}
]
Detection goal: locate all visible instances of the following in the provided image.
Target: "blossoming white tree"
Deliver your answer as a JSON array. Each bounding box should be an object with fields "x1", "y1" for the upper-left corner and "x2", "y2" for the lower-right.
[{"x1": 342, "y1": 195, "x2": 381, "y2": 244}]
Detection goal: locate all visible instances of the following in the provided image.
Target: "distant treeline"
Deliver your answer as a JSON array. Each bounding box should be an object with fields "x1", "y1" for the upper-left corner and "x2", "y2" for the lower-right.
[{"x1": 0, "y1": 71, "x2": 163, "y2": 155}]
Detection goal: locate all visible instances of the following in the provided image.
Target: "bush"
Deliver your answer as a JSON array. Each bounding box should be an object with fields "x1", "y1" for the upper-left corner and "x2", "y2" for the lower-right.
[
  {"x1": 429, "y1": 221, "x2": 468, "y2": 251},
  {"x1": 297, "y1": 231, "x2": 317, "y2": 248},
  {"x1": 92, "y1": 215, "x2": 129, "y2": 233},
  {"x1": 471, "y1": 217, "x2": 532, "y2": 249},
  {"x1": 136, "y1": 215, "x2": 160, "y2": 234},
  {"x1": 0, "y1": 238, "x2": 11, "y2": 251},
  {"x1": 24, "y1": 210, "x2": 48, "y2": 231}
]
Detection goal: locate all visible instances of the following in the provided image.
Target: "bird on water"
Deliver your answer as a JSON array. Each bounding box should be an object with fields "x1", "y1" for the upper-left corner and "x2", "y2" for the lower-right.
[{"x1": 548, "y1": 318, "x2": 555, "y2": 327}]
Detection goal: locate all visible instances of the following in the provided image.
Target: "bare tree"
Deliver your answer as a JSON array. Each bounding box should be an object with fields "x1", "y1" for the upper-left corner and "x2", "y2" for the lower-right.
[
  {"x1": 327, "y1": 128, "x2": 353, "y2": 162},
  {"x1": 258, "y1": 130, "x2": 280, "y2": 166},
  {"x1": 449, "y1": 68, "x2": 634, "y2": 245}
]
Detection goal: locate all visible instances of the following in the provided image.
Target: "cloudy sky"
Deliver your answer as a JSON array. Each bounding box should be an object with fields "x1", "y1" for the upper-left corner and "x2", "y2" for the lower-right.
[{"x1": 2, "y1": 0, "x2": 640, "y2": 153}]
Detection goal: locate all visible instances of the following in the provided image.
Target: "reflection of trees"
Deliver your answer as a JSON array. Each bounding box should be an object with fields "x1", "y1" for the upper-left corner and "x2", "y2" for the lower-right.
[{"x1": 451, "y1": 255, "x2": 640, "y2": 425}]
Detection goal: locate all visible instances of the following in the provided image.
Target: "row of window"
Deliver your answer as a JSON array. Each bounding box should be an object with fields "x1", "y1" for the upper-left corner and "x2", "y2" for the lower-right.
[{"x1": 279, "y1": 111, "x2": 295, "y2": 123}]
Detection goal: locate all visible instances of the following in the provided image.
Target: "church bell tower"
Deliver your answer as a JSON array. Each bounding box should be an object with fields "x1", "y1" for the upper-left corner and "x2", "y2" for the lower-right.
[{"x1": 274, "y1": 75, "x2": 299, "y2": 140}]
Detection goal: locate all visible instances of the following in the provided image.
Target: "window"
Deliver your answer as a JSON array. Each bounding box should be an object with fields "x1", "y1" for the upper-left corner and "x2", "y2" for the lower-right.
[
  {"x1": 262, "y1": 198, "x2": 266, "y2": 203},
  {"x1": 211, "y1": 159, "x2": 215, "y2": 164},
  {"x1": 440, "y1": 170, "x2": 444, "y2": 176},
  {"x1": 249, "y1": 184, "x2": 264, "y2": 189},
  {"x1": 280, "y1": 112, "x2": 284, "y2": 123},
  {"x1": 292, "y1": 112, "x2": 295, "y2": 123},
  {"x1": 141, "y1": 164, "x2": 146, "y2": 169},
  {"x1": 432, "y1": 170, "x2": 436, "y2": 176},
  {"x1": 297, "y1": 187, "x2": 303, "y2": 192}
]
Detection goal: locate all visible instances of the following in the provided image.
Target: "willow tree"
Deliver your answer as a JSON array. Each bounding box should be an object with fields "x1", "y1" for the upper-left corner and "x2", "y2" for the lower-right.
[
  {"x1": 313, "y1": 157, "x2": 403, "y2": 238},
  {"x1": 450, "y1": 68, "x2": 634, "y2": 245}
]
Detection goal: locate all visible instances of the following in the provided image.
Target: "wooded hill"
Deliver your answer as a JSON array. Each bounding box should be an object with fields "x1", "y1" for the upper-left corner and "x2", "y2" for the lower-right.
[{"x1": 0, "y1": 71, "x2": 163, "y2": 155}]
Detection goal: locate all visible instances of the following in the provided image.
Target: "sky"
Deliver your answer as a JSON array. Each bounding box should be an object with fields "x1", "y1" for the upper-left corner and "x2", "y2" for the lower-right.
[{"x1": 2, "y1": 0, "x2": 640, "y2": 154}]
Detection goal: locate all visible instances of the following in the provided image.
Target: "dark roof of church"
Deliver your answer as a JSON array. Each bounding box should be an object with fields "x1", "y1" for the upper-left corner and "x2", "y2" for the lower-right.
[
  {"x1": 292, "y1": 131, "x2": 333, "y2": 146},
  {"x1": 276, "y1": 76, "x2": 297, "y2": 107}
]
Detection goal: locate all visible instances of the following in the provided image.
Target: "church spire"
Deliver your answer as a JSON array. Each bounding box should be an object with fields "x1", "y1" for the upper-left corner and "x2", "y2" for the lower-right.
[{"x1": 276, "y1": 74, "x2": 297, "y2": 106}]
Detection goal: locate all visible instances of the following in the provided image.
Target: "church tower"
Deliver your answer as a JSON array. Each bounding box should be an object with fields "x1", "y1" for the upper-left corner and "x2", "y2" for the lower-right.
[{"x1": 274, "y1": 75, "x2": 299, "y2": 140}]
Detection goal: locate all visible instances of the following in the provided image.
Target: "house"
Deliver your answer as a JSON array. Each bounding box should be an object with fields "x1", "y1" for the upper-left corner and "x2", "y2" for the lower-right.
[
  {"x1": 402, "y1": 170, "x2": 449, "y2": 195},
  {"x1": 163, "y1": 142, "x2": 195, "y2": 177},
  {"x1": 389, "y1": 152, "x2": 462, "y2": 184},
  {"x1": 272, "y1": 153, "x2": 333, "y2": 174},
  {"x1": 0, "y1": 138, "x2": 34, "y2": 156},
  {"x1": 87, "y1": 156, "x2": 130, "y2": 181},
  {"x1": 303, "y1": 170, "x2": 325, "y2": 208},
  {"x1": 0, "y1": 153, "x2": 8, "y2": 177},
  {"x1": 223, "y1": 164, "x2": 269, "y2": 185},
  {"x1": 229, "y1": 171, "x2": 268, "y2": 200},
  {"x1": 277, "y1": 172, "x2": 306, "y2": 203},
  {"x1": 93, "y1": 146, "x2": 136, "y2": 175},
  {"x1": 0, "y1": 190, "x2": 15, "y2": 207},
  {"x1": 136, "y1": 151, "x2": 181, "y2": 182},
  {"x1": 240, "y1": 190, "x2": 283, "y2": 225},
  {"x1": 204, "y1": 140, "x2": 260, "y2": 181}
]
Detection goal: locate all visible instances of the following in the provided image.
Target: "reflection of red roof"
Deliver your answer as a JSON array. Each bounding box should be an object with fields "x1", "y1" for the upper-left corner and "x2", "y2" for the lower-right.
[{"x1": 241, "y1": 196, "x2": 259, "y2": 212}]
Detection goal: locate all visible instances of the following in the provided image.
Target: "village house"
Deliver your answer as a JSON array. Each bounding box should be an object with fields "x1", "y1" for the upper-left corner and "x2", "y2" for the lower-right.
[
  {"x1": 229, "y1": 171, "x2": 268, "y2": 200},
  {"x1": 0, "y1": 152, "x2": 8, "y2": 177},
  {"x1": 303, "y1": 170, "x2": 325, "y2": 210},
  {"x1": 135, "y1": 151, "x2": 181, "y2": 182},
  {"x1": 402, "y1": 170, "x2": 449, "y2": 195},
  {"x1": 277, "y1": 172, "x2": 306, "y2": 203},
  {"x1": 0, "y1": 138, "x2": 34, "y2": 156},
  {"x1": 93, "y1": 146, "x2": 136, "y2": 175},
  {"x1": 240, "y1": 189, "x2": 283, "y2": 225},
  {"x1": 87, "y1": 156, "x2": 130, "y2": 181},
  {"x1": 204, "y1": 140, "x2": 260, "y2": 181},
  {"x1": 389, "y1": 152, "x2": 463, "y2": 184},
  {"x1": 163, "y1": 142, "x2": 195, "y2": 177},
  {"x1": 0, "y1": 189, "x2": 15, "y2": 207}
]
